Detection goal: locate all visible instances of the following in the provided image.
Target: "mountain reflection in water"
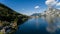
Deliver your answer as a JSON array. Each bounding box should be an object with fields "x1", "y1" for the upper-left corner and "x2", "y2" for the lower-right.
[{"x1": 14, "y1": 17, "x2": 60, "y2": 34}]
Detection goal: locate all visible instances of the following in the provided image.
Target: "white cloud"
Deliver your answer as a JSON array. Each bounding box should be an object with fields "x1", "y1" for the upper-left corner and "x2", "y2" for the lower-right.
[
  {"x1": 35, "y1": 6, "x2": 40, "y2": 9},
  {"x1": 45, "y1": 0, "x2": 58, "y2": 6}
]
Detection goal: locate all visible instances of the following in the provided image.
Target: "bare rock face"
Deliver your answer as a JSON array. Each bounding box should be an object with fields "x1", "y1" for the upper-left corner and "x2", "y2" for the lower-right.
[
  {"x1": 0, "y1": 3, "x2": 29, "y2": 34},
  {"x1": 44, "y1": 7, "x2": 60, "y2": 33}
]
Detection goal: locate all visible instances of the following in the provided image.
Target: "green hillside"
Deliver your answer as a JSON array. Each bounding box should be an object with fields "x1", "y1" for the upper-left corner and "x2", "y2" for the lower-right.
[{"x1": 0, "y1": 3, "x2": 29, "y2": 34}]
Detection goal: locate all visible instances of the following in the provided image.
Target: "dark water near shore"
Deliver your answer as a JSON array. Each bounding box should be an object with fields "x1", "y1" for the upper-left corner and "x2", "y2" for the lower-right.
[{"x1": 14, "y1": 17, "x2": 60, "y2": 34}]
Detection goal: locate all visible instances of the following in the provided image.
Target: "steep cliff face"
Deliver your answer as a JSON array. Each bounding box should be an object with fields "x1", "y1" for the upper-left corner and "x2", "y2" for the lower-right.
[
  {"x1": 0, "y1": 3, "x2": 29, "y2": 34},
  {"x1": 45, "y1": 7, "x2": 60, "y2": 17}
]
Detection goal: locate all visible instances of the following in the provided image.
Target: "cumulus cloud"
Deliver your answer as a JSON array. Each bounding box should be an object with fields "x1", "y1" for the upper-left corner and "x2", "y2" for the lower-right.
[
  {"x1": 35, "y1": 6, "x2": 40, "y2": 9},
  {"x1": 45, "y1": 0, "x2": 58, "y2": 6}
]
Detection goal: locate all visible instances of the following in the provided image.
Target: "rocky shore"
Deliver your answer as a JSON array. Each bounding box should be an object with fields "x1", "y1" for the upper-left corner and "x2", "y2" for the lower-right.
[{"x1": 0, "y1": 3, "x2": 29, "y2": 34}]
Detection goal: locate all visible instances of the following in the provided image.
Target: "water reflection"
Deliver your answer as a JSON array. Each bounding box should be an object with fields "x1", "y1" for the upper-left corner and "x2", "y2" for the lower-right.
[
  {"x1": 14, "y1": 16, "x2": 60, "y2": 34},
  {"x1": 36, "y1": 18, "x2": 39, "y2": 28},
  {"x1": 45, "y1": 15, "x2": 60, "y2": 33}
]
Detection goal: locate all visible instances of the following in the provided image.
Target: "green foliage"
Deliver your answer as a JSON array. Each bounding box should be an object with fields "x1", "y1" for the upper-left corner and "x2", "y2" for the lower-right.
[{"x1": 0, "y1": 3, "x2": 29, "y2": 34}]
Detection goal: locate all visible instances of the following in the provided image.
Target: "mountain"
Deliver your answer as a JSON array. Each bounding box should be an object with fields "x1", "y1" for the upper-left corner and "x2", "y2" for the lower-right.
[
  {"x1": 43, "y1": 7, "x2": 60, "y2": 33},
  {"x1": 43, "y1": 7, "x2": 60, "y2": 17},
  {"x1": 31, "y1": 13, "x2": 41, "y2": 17},
  {"x1": 0, "y1": 3, "x2": 29, "y2": 34}
]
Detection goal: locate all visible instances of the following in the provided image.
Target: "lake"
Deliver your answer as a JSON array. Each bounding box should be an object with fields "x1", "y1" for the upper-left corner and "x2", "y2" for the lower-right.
[{"x1": 14, "y1": 17, "x2": 60, "y2": 34}]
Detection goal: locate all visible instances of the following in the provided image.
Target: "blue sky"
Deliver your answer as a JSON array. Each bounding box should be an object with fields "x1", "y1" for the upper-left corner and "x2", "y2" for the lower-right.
[{"x1": 0, "y1": 0, "x2": 60, "y2": 15}]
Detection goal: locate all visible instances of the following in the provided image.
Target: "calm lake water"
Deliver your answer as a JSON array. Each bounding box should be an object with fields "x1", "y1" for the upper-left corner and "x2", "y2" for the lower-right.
[{"x1": 14, "y1": 17, "x2": 60, "y2": 34}]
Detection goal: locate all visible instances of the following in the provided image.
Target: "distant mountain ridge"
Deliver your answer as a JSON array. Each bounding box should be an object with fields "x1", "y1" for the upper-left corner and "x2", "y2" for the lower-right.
[
  {"x1": 31, "y1": 13, "x2": 41, "y2": 17},
  {"x1": 31, "y1": 7, "x2": 60, "y2": 17}
]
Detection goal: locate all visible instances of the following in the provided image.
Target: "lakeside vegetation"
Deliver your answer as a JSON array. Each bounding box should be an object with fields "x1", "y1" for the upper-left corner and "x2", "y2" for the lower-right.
[{"x1": 0, "y1": 3, "x2": 29, "y2": 34}]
